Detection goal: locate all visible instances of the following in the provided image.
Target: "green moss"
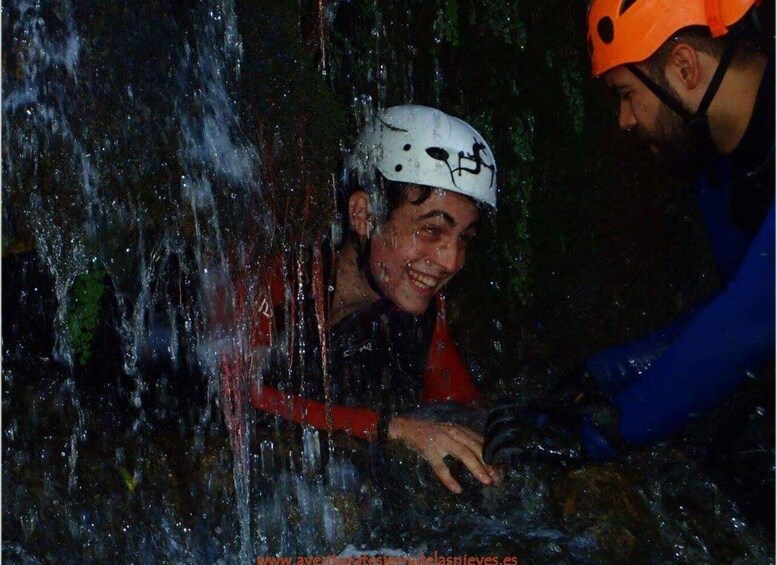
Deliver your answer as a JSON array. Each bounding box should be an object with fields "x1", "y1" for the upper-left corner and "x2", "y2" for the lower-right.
[
  {"x1": 237, "y1": 0, "x2": 349, "y2": 246},
  {"x1": 118, "y1": 465, "x2": 137, "y2": 493},
  {"x1": 441, "y1": 0, "x2": 460, "y2": 46},
  {"x1": 66, "y1": 267, "x2": 107, "y2": 365},
  {"x1": 470, "y1": 0, "x2": 527, "y2": 47},
  {"x1": 508, "y1": 112, "x2": 536, "y2": 163}
]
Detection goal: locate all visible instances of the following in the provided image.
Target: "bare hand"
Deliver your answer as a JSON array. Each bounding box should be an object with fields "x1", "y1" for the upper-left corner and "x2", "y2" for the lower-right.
[{"x1": 388, "y1": 416, "x2": 502, "y2": 493}]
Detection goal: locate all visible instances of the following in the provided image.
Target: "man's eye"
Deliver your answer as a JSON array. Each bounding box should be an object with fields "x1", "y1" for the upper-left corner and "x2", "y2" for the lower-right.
[{"x1": 420, "y1": 225, "x2": 442, "y2": 237}]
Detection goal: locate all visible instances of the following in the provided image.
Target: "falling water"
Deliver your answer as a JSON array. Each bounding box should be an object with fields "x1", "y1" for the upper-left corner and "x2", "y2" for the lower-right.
[
  {"x1": 174, "y1": 1, "x2": 264, "y2": 560},
  {"x1": 4, "y1": 0, "x2": 266, "y2": 560},
  {"x1": 4, "y1": 0, "x2": 89, "y2": 368}
]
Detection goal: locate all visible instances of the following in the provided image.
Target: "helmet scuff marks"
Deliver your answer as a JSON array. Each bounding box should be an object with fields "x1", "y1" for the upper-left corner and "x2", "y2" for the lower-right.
[
  {"x1": 586, "y1": 0, "x2": 759, "y2": 76},
  {"x1": 347, "y1": 105, "x2": 498, "y2": 209}
]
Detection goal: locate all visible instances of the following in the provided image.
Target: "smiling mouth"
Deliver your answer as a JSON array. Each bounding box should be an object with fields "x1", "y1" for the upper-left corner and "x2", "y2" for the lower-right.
[{"x1": 406, "y1": 268, "x2": 439, "y2": 295}]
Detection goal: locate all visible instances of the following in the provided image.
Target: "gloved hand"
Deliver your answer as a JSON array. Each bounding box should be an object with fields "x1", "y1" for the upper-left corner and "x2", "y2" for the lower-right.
[
  {"x1": 482, "y1": 405, "x2": 583, "y2": 464},
  {"x1": 482, "y1": 375, "x2": 624, "y2": 465}
]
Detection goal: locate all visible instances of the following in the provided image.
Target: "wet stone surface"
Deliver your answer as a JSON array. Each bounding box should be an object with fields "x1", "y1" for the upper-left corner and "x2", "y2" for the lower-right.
[{"x1": 3, "y1": 365, "x2": 775, "y2": 564}]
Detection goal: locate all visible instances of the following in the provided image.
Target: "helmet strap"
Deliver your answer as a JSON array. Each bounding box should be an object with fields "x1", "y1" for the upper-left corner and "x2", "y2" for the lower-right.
[
  {"x1": 626, "y1": 39, "x2": 737, "y2": 138},
  {"x1": 626, "y1": 63, "x2": 693, "y2": 119}
]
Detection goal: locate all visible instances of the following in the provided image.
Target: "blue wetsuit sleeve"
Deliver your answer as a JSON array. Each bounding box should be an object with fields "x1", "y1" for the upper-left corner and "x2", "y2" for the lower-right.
[
  {"x1": 613, "y1": 205, "x2": 775, "y2": 445},
  {"x1": 585, "y1": 308, "x2": 698, "y2": 397}
]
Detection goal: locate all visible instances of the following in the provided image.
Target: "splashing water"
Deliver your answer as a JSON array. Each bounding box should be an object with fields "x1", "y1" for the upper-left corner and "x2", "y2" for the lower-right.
[{"x1": 4, "y1": 0, "x2": 267, "y2": 561}]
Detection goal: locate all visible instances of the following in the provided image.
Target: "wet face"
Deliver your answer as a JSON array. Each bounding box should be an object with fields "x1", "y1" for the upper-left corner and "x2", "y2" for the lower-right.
[
  {"x1": 605, "y1": 65, "x2": 668, "y2": 152},
  {"x1": 367, "y1": 186, "x2": 479, "y2": 316},
  {"x1": 604, "y1": 65, "x2": 714, "y2": 177}
]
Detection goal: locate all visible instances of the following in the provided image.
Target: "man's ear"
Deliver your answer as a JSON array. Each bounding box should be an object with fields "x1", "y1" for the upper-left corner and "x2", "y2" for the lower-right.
[
  {"x1": 665, "y1": 43, "x2": 702, "y2": 91},
  {"x1": 348, "y1": 190, "x2": 373, "y2": 239}
]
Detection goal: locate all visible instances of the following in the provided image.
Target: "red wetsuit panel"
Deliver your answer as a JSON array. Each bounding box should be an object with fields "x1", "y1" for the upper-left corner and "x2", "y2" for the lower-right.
[
  {"x1": 248, "y1": 255, "x2": 286, "y2": 348},
  {"x1": 249, "y1": 383, "x2": 380, "y2": 441},
  {"x1": 421, "y1": 295, "x2": 480, "y2": 404}
]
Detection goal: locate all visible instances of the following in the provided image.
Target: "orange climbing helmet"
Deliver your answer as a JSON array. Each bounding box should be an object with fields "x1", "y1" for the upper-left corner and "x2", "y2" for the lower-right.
[{"x1": 587, "y1": 0, "x2": 762, "y2": 76}]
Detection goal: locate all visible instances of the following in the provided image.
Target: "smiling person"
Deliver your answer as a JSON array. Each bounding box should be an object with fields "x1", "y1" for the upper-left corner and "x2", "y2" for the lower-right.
[
  {"x1": 246, "y1": 105, "x2": 500, "y2": 493},
  {"x1": 485, "y1": 0, "x2": 774, "y2": 468}
]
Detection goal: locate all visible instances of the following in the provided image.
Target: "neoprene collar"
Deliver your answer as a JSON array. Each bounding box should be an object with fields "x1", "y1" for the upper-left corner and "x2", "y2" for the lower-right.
[{"x1": 727, "y1": 51, "x2": 775, "y2": 177}]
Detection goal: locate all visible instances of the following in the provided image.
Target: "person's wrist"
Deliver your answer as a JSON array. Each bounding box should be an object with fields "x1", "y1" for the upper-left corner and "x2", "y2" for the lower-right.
[
  {"x1": 386, "y1": 415, "x2": 403, "y2": 441},
  {"x1": 580, "y1": 417, "x2": 619, "y2": 461},
  {"x1": 378, "y1": 412, "x2": 399, "y2": 444},
  {"x1": 579, "y1": 400, "x2": 625, "y2": 461}
]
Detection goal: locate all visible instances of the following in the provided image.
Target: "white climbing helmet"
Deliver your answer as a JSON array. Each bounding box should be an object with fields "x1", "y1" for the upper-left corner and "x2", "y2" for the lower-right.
[{"x1": 347, "y1": 105, "x2": 497, "y2": 209}]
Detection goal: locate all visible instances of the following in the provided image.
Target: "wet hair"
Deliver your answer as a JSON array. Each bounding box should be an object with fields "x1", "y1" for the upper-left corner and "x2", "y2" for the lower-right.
[
  {"x1": 336, "y1": 169, "x2": 434, "y2": 253},
  {"x1": 331, "y1": 170, "x2": 433, "y2": 293},
  {"x1": 644, "y1": 24, "x2": 762, "y2": 84}
]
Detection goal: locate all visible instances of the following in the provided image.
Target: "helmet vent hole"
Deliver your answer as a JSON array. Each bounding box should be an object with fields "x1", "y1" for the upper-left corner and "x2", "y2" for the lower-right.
[
  {"x1": 597, "y1": 16, "x2": 614, "y2": 44},
  {"x1": 395, "y1": 164, "x2": 403, "y2": 172},
  {"x1": 619, "y1": 0, "x2": 638, "y2": 15},
  {"x1": 403, "y1": 144, "x2": 411, "y2": 151}
]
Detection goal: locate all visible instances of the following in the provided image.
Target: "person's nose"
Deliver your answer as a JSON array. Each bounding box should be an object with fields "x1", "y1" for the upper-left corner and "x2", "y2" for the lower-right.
[
  {"x1": 432, "y1": 240, "x2": 464, "y2": 273},
  {"x1": 618, "y1": 99, "x2": 637, "y2": 130}
]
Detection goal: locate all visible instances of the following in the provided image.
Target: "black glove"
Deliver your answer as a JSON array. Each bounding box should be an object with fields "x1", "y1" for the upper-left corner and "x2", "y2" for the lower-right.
[
  {"x1": 482, "y1": 372, "x2": 624, "y2": 465},
  {"x1": 482, "y1": 405, "x2": 583, "y2": 464}
]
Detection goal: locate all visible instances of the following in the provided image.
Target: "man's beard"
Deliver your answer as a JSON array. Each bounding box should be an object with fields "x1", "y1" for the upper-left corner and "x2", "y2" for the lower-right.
[{"x1": 636, "y1": 102, "x2": 719, "y2": 181}]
